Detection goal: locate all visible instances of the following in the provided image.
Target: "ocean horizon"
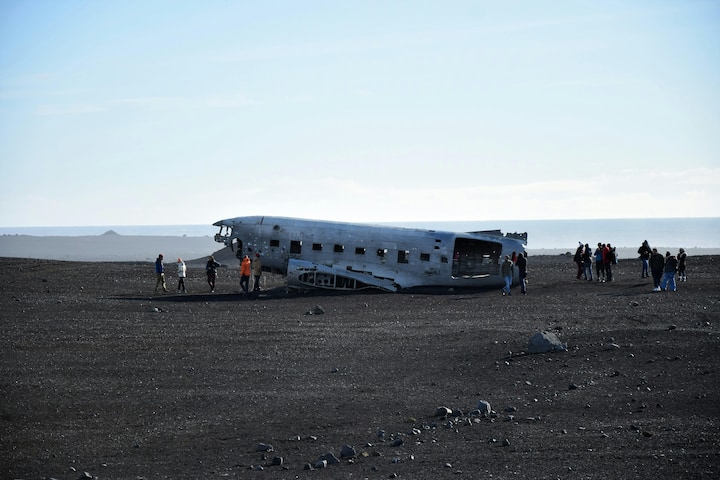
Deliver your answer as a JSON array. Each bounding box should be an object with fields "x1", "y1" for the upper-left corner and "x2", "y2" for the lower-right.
[{"x1": 0, "y1": 217, "x2": 718, "y2": 250}]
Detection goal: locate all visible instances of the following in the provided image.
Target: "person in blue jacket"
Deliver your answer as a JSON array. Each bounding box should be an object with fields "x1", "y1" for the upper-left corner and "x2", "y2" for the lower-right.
[{"x1": 154, "y1": 254, "x2": 168, "y2": 293}]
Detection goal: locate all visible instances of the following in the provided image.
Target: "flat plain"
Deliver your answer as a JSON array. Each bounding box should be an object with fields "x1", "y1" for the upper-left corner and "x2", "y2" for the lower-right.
[{"x1": 1, "y1": 255, "x2": 718, "y2": 479}]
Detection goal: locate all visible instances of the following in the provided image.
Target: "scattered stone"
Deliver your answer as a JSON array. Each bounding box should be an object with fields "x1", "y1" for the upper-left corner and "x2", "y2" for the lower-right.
[
  {"x1": 255, "y1": 443, "x2": 273, "y2": 452},
  {"x1": 271, "y1": 456, "x2": 283, "y2": 466},
  {"x1": 502, "y1": 438, "x2": 511, "y2": 447},
  {"x1": 314, "y1": 459, "x2": 327, "y2": 469},
  {"x1": 317, "y1": 452, "x2": 340, "y2": 465},
  {"x1": 668, "y1": 325, "x2": 677, "y2": 331},
  {"x1": 606, "y1": 343, "x2": 621, "y2": 350},
  {"x1": 391, "y1": 438, "x2": 404, "y2": 447},
  {"x1": 435, "y1": 406, "x2": 452, "y2": 417},
  {"x1": 339, "y1": 445, "x2": 357, "y2": 458},
  {"x1": 528, "y1": 331, "x2": 568, "y2": 354},
  {"x1": 477, "y1": 400, "x2": 491, "y2": 414},
  {"x1": 305, "y1": 305, "x2": 325, "y2": 315}
]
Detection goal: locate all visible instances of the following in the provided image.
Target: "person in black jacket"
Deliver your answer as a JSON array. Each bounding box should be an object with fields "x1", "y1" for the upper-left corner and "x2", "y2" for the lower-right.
[
  {"x1": 206, "y1": 255, "x2": 221, "y2": 293},
  {"x1": 638, "y1": 240, "x2": 652, "y2": 278},
  {"x1": 516, "y1": 252, "x2": 528, "y2": 294},
  {"x1": 677, "y1": 248, "x2": 687, "y2": 282},
  {"x1": 573, "y1": 243, "x2": 584, "y2": 280},
  {"x1": 649, "y1": 248, "x2": 665, "y2": 291}
]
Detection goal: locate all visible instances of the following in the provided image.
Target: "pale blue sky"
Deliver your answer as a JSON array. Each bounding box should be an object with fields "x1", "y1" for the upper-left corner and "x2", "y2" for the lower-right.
[{"x1": 1, "y1": 0, "x2": 718, "y2": 227}]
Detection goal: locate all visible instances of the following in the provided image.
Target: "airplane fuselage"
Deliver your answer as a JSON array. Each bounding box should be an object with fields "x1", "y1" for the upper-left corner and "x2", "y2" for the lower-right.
[{"x1": 213, "y1": 216, "x2": 527, "y2": 292}]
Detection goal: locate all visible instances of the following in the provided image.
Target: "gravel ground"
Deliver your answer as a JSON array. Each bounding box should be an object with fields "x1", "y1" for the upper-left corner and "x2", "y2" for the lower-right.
[{"x1": 1, "y1": 255, "x2": 719, "y2": 479}]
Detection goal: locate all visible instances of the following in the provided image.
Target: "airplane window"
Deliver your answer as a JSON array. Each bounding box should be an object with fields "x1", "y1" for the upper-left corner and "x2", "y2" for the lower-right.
[
  {"x1": 313, "y1": 243, "x2": 322, "y2": 251},
  {"x1": 377, "y1": 248, "x2": 386, "y2": 257},
  {"x1": 334, "y1": 244, "x2": 344, "y2": 253},
  {"x1": 397, "y1": 250, "x2": 410, "y2": 264},
  {"x1": 290, "y1": 240, "x2": 302, "y2": 254},
  {"x1": 420, "y1": 253, "x2": 430, "y2": 261},
  {"x1": 355, "y1": 247, "x2": 366, "y2": 255},
  {"x1": 270, "y1": 239, "x2": 280, "y2": 247}
]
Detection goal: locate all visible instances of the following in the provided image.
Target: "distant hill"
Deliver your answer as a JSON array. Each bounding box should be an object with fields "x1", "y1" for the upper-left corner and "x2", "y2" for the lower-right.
[{"x1": 0, "y1": 234, "x2": 220, "y2": 262}]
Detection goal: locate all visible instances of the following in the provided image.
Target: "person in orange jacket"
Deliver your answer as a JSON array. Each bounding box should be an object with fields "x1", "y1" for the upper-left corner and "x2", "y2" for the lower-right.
[{"x1": 239, "y1": 255, "x2": 251, "y2": 295}]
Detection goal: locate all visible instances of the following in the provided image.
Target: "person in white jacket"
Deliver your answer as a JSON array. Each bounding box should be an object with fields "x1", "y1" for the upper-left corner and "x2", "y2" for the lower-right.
[{"x1": 177, "y1": 258, "x2": 187, "y2": 293}]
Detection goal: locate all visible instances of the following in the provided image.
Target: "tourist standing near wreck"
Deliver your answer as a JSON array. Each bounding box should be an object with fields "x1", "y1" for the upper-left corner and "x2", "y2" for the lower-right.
[
  {"x1": 240, "y1": 255, "x2": 251, "y2": 295},
  {"x1": 516, "y1": 252, "x2": 527, "y2": 294},
  {"x1": 252, "y1": 253, "x2": 263, "y2": 291},
  {"x1": 501, "y1": 255, "x2": 514, "y2": 296}
]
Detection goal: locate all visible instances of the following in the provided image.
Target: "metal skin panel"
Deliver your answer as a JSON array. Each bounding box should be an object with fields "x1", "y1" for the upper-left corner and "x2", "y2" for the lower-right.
[{"x1": 213, "y1": 216, "x2": 526, "y2": 292}]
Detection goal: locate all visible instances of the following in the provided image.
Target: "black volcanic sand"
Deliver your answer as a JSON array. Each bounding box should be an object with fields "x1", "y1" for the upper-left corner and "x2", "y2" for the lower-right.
[{"x1": 1, "y1": 256, "x2": 718, "y2": 479}]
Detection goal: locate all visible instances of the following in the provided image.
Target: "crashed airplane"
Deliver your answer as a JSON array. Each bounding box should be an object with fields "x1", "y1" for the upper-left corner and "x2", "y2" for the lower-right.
[{"x1": 213, "y1": 216, "x2": 527, "y2": 292}]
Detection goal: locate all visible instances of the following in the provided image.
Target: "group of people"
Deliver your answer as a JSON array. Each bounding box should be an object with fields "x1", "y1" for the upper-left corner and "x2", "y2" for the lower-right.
[
  {"x1": 238, "y1": 253, "x2": 263, "y2": 295},
  {"x1": 153, "y1": 253, "x2": 264, "y2": 295},
  {"x1": 639, "y1": 240, "x2": 686, "y2": 292},
  {"x1": 573, "y1": 242, "x2": 617, "y2": 282},
  {"x1": 154, "y1": 254, "x2": 193, "y2": 294},
  {"x1": 566, "y1": 240, "x2": 687, "y2": 293},
  {"x1": 500, "y1": 251, "x2": 528, "y2": 296}
]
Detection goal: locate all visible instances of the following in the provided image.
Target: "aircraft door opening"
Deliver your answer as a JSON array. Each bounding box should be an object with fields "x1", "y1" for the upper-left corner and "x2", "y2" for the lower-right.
[
  {"x1": 233, "y1": 238, "x2": 244, "y2": 259},
  {"x1": 452, "y1": 238, "x2": 501, "y2": 278}
]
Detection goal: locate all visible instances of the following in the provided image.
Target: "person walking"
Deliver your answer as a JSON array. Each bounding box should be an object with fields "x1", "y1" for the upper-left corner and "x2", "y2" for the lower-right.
[
  {"x1": 239, "y1": 255, "x2": 251, "y2": 295},
  {"x1": 677, "y1": 248, "x2": 687, "y2": 282},
  {"x1": 154, "y1": 254, "x2": 168, "y2": 293},
  {"x1": 252, "y1": 253, "x2": 263, "y2": 292},
  {"x1": 516, "y1": 252, "x2": 527, "y2": 294},
  {"x1": 206, "y1": 255, "x2": 221, "y2": 292},
  {"x1": 650, "y1": 248, "x2": 665, "y2": 291},
  {"x1": 660, "y1": 251, "x2": 678, "y2": 292},
  {"x1": 501, "y1": 255, "x2": 514, "y2": 296},
  {"x1": 177, "y1": 258, "x2": 187, "y2": 293},
  {"x1": 638, "y1": 240, "x2": 652, "y2": 278}
]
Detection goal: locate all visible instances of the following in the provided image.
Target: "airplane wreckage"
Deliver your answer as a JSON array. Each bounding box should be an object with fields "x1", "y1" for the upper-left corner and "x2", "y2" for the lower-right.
[{"x1": 214, "y1": 216, "x2": 527, "y2": 292}]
